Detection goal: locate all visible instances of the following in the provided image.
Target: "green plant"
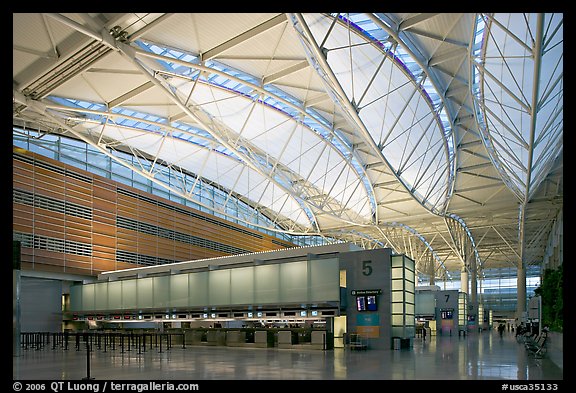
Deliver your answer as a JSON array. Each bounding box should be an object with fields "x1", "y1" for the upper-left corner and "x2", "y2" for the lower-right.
[{"x1": 534, "y1": 265, "x2": 563, "y2": 332}]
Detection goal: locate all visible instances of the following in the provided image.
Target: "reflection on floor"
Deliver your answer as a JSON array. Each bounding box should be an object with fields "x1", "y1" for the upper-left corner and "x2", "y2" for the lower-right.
[{"x1": 12, "y1": 330, "x2": 563, "y2": 381}]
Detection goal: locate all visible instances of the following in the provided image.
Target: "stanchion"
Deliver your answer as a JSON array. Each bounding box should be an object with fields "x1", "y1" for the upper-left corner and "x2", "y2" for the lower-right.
[{"x1": 82, "y1": 333, "x2": 95, "y2": 380}]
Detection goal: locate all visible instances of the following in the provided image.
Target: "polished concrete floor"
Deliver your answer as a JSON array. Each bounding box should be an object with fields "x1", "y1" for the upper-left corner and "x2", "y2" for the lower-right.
[{"x1": 12, "y1": 330, "x2": 563, "y2": 381}]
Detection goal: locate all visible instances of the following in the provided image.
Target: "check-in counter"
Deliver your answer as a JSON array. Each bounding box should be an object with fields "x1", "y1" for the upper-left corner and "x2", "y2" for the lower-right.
[
  {"x1": 185, "y1": 329, "x2": 205, "y2": 345},
  {"x1": 277, "y1": 330, "x2": 295, "y2": 349},
  {"x1": 226, "y1": 330, "x2": 246, "y2": 347},
  {"x1": 311, "y1": 330, "x2": 327, "y2": 349},
  {"x1": 206, "y1": 329, "x2": 226, "y2": 346},
  {"x1": 254, "y1": 330, "x2": 274, "y2": 348}
]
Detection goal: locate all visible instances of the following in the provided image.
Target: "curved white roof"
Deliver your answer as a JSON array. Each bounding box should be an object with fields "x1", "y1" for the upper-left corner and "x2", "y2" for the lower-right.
[{"x1": 13, "y1": 12, "x2": 563, "y2": 279}]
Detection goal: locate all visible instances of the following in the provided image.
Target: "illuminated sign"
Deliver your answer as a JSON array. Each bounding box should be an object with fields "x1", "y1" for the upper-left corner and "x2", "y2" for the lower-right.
[{"x1": 351, "y1": 289, "x2": 382, "y2": 295}]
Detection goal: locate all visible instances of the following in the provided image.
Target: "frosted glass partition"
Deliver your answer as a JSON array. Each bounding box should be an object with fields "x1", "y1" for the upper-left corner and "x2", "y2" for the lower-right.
[
  {"x1": 137, "y1": 277, "x2": 154, "y2": 309},
  {"x1": 108, "y1": 281, "x2": 122, "y2": 310},
  {"x1": 94, "y1": 282, "x2": 108, "y2": 310},
  {"x1": 153, "y1": 276, "x2": 171, "y2": 308},
  {"x1": 81, "y1": 284, "x2": 95, "y2": 311},
  {"x1": 209, "y1": 269, "x2": 231, "y2": 306},
  {"x1": 69, "y1": 257, "x2": 340, "y2": 312},
  {"x1": 231, "y1": 266, "x2": 255, "y2": 305},
  {"x1": 391, "y1": 255, "x2": 416, "y2": 339},
  {"x1": 254, "y1": 264, "x2": 280, "y2": 304},
  {"x1": 122, "y1": 280, "x2": 137, "y2": 309},
  {"x1": 392, "y1": 292, "x2": 404, "y2": 303},
  {"x1": 416, "y1": 291, "x2": 435, "y2": 315},
  {"x1": 189, "y1": 272, "x2": 209, "y2": 307},
  {"x1": 280, "y1": 261, "x2": 308, "y2": 303},
  {"x1": 478, "y1": 303, "x2": 484, "y2": 325},
  {"x1": 458, "y1": 292, "x2": 467, "y2": 329},
  {"x1": 309, "y1": 258, "x2": 340, "y2": 301},
  {"x1": 171, "y1": 274, "x2": 189, "y2": 307}
]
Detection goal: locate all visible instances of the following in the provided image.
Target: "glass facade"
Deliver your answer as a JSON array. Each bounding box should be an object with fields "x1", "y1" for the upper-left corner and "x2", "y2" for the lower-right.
[
  {"x1": 13, "y1": 128, "x2": 330, "y2": 248},
  {"x1": 427, "y1": 267, "x2": 541, "y2": 315}
]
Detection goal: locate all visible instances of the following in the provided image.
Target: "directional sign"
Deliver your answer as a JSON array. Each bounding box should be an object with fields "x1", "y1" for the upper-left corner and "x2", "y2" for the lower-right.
[{"x1": 351, "y1": 289, "x2": 382, "y2": 296}]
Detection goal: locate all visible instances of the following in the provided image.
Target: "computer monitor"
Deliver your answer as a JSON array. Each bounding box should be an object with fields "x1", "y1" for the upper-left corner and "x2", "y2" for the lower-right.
[
  {"x1": 356, "y1": 296, "x2": 366, "y2": 311},
  {"x1": 356, "y1": 294, "x2": 378, "y2": 312}
]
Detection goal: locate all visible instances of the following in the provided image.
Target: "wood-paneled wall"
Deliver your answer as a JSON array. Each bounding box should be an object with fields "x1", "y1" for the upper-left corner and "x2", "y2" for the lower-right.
[{"x1": 13, "y1": 147, "x2": 295, "y2": 277}]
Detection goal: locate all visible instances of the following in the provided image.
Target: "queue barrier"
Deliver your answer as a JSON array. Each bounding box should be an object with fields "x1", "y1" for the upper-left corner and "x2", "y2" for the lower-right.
[
  {"x1": 21, "y1": 328, "x2": 333, "y2": 352},
  {"x1": 21, "y1": 330, "x2": 185, "y2": 354}
]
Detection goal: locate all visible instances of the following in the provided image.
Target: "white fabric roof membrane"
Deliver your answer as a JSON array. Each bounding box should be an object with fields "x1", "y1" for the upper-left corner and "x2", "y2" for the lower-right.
[
  {"x1": 302, "y1": 13, "x2": 452, "y2": 210},
  {"x1": 81, "y1": 121, "x2": 312, "y2": 227},
  {"x1": 475, "y1": 13, "x2": 563, "y2": 200},
  {"x1": 169, "y1": 78, "x2": 373, "y2": 221},
  {"x1": 11, "y1": 12, "x2": 563, "y2": 275}
]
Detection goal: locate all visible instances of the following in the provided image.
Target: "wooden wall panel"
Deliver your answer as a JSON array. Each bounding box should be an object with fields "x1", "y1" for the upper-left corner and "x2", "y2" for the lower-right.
[
  {"x1": 65, "y1": 264, "x2": 92, "y2": 274},
  {"x1": 34, "y1": 226, "x2": 65, "y2": 239},
  {"x1": 33, "y1": 185, "x2": 65, "y2": 201},
  {"x1": 66, "y1": 259, "x2": 93, "y2": 270},
  {"x1": 64, "y1": 216, "x2": 92, "y2": 228},
  {"x1": 13, "y1": 179, "x2": 34, "y2": 193},
  {"x1": 13, "y1": 147, "x2": 295, "y2": 279},
  {"x1": 93, "y1": 198, "x2": 116, "y2": 216},
  {"x1": 35, "y1": 214, "x2": 65, "y2": 228},
  {"x1": 64, "y1": 194, "x2": 91, "y2": 208},
  {"x1": 93, "y1": 209, "x2": 115, "y2": 221},
  {"x1": 35, "y1": 263, "x2": 67, "y2": 275},
  {"x1": 33, "y1": 249, "x2": 66, "y2": 266},
  {"x1": 92, "y1": 222, "x2": 116, "y2": 237},
  {"x1": 91, "y1": 260, "x2": 117, "y2": 274}
]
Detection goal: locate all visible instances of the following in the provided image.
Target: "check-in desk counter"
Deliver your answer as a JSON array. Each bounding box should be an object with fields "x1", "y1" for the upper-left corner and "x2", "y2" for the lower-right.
[
  {"x1": 226, "y1": 330, "x2": 246, "y2": 347},
  {"x1": 254, "y1": 330, "x2": 274, "y2": 348},
  {"x1": 184, "y1": 329, "x2": 205, "y2": 345},
  {"x1": 310, "y1": 330, "x2": 333, "y2": 349},
  {"x1": 206, "y1": 329, "x2": 226, "y2": 346},
  {"x1": 278, "y1": 329, "x2": 333, "y2": 350},
  {"x1": 277, "y1": 330, "x2": 296, "y2": 349}
]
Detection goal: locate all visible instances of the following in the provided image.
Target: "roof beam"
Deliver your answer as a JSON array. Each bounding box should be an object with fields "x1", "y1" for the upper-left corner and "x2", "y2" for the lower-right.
[
  {"x1": 262, "y1": 60, "x2": 309, "y2": 85},
  {"x1": 108, "y1": 81, "x2": 155, "y2": 108},
  {"x1": 428, "y1": 47, "x2": 468, "y2": 67},
  {"x1": 399, "y1": 13, "x2": 440, "y2": 30},
  {"x1": 401, "y1": 27, "x2": 468, "y2": 47},
  {"x1": 202, "y1": 14, "x2": 287, "y2": 61},
  {"x1": 304, "y1": 93, "x2": 331, "y2": 108}
]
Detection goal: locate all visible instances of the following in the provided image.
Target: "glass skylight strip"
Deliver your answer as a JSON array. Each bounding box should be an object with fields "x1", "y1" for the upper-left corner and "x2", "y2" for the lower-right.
[
  {"x1": 471, "y1": 13, "x2": 563, "y2": 201},
  {"x1": 134, "y1": 40, "x2": 377, "y2": 220},
  {"x1": 136, "y1": 40, "x2": 370, "y2": 174},
  {"x1": 364, "y1": 13, "x2": 455, "y2": 148},
  {"x1": 13, "y1": 127, "x2": 311, "y2": 244},
  {"x1": 316, "y1": 13, "x2": 454, "y2": 213}
]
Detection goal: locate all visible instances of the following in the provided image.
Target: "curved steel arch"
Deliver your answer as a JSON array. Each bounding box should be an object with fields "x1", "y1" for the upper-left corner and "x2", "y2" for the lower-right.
[
  {"x1": 131, "y1": 42, "x2": 379, "y2": 226},
  {"x1": 367, "y1": 13, "x2": 457, "y2": 210},
  {"x1": 470, "y1": 13, "x2": 563, "y2": 203},
  {"x1": 39, "y1": 15, "x2": 376, "y2": 231},
  {"x1": 325, "y1": 222, "x2": 452, "y2": 280},
  {"x1": 288, "y1": 13, "x2": 455, "y2": 216},
  {"x1": 13, "y1": 91, "x2": 319, "y2": 235}
]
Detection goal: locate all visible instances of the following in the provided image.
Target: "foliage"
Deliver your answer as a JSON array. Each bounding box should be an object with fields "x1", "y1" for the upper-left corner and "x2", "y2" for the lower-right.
[{"x1": 534, "y1": 265, "x2": 563, "y2": 332}]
